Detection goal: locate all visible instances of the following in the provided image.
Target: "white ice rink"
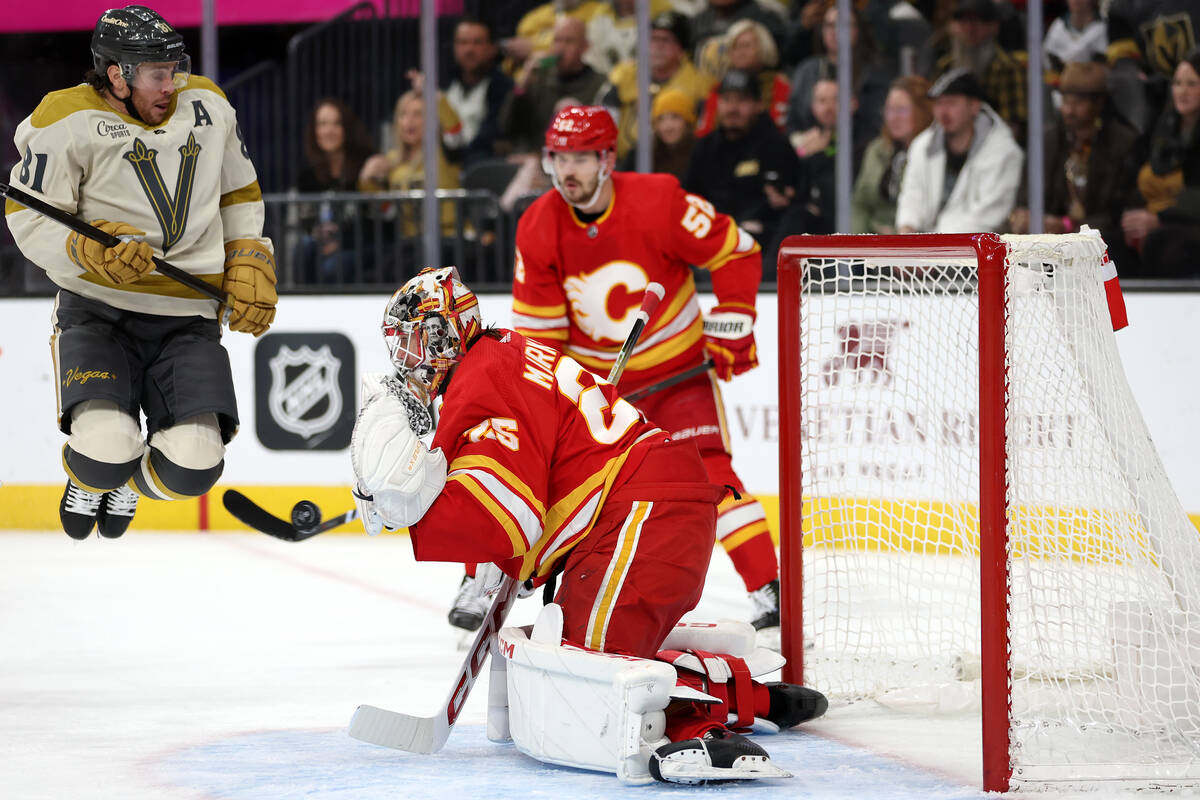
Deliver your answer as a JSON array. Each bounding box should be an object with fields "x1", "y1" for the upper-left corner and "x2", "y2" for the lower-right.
[{"x1": 0, "y1": 529, "x2": 1156, "y2": 799}]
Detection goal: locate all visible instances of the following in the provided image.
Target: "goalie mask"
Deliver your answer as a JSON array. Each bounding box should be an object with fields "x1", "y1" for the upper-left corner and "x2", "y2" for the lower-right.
[
  {"x1": 382, "y1": 267, "x2": 482, "y2": 404},
  {"x1": 543, "y1": 105, "x2": 618, "y2": 209}
]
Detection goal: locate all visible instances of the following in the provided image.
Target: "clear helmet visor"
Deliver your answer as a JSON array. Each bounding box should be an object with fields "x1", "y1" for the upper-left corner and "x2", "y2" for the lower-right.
[{"x1": 128, "y1": 55, "x2": 191, "y2": 90}]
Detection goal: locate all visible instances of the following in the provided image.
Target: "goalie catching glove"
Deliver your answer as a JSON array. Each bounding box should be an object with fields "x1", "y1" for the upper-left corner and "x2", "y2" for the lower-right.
[
  {"x1": 66, "y1": 220, "x2": 155, "y2": 284},
  {"x1": 222, "y1": 239, "x2": 277, "y2": 336},
  {"x1": 702, "y1": 303, "x2": 758, "y2": 380},
  {"x1": 351, "y1": 382, "x2": 447, "y2": 534}
]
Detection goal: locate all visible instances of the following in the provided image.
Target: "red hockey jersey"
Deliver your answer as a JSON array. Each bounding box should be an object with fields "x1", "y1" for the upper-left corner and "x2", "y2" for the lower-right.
[
  {"x1": 512, "y1": 172, "x2": 762, "y2": 393},
  {"x1": 408, "y1": 331, "x2": 667, "y2": 581}
]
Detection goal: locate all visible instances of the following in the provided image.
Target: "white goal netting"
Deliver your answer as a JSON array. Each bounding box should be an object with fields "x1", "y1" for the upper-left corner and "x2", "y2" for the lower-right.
[{"x1": 790, "y1": 232, "x2": 1200, "y2": 788}]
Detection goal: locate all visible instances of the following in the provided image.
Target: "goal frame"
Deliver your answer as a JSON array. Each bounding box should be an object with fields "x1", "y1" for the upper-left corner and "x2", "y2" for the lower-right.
[{"x1": 776, "y1": 232, "x2": 1012, "y2": 791}]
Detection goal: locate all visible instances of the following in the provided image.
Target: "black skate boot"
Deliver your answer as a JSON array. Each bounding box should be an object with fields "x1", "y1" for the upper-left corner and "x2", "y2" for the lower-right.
[
  {"x1": 97, "y1": 485, "x2": 139, "y2": 539},
  {"x1": 764, "y1": 682, "x2": 829, "y2": 728},
  {"x1": 447, "y1": 574, "x2": 489, "y2": 632},
  {"x1": 748, "y1": 578, "x2": 780, "y2": 630},
  {"x1": 59, "y1": 480, "x2": 103, "y2": 540},
  {"x1": 649, "y1": 727, "x2": 791, "y2": 784}
]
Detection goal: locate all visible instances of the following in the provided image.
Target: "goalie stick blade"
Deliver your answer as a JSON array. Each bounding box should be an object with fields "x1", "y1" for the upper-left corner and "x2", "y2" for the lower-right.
[
  {"x1": 349, "y1": 704, "x2": 449, "y2": 754},
  {"x1": 222, "y1": 489, "x2": 308, "y2": 541}
]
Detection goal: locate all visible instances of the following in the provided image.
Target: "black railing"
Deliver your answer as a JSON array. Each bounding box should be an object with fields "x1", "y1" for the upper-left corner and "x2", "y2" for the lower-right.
[
  {"x1": 224, "y1": 4, "x2": 458, "y2": 193},
  {"x1": 264, "y1": 189, "x2": 523, "y2": 293}
]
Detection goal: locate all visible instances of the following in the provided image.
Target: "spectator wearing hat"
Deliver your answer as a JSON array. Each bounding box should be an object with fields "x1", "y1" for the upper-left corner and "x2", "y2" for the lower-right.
[
  {"x1": 694, "y1": 19, "x2": 792, "y2": 137},
  {"x1": 602, "y1": 11, "x2": 713, "y2": 158},
  {"x1": 895, "y1": 68, "x2": 1023, "y2": 233},
  {"x1": 618, "y1": 88, "x2": 698, "y2": 179},
  {"x1": 683, "y1": 68, "x2": 801, "y2": 266},
  {"x1": 1009, "y1": 62, "x2": 1141, "y2": 267},
  {"x1": 928, "y1": 0, "x2": 1027, "y2": 139}
]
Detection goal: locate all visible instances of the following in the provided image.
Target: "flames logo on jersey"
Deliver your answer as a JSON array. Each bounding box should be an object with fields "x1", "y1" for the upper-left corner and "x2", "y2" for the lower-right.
[{"x1": 563, "y1": 261, "x2": 648, "y2": 342}]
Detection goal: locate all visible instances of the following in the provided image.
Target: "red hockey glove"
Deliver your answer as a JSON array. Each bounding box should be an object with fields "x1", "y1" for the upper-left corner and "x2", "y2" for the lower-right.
[{"x1": 702, "y1": 304, "x2": 758, "y2": 380}]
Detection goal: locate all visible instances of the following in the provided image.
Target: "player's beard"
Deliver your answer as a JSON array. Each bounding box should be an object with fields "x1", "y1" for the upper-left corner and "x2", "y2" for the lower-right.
[{"x1": 561, "y1": 173, "x2": 600, "y2": 206}]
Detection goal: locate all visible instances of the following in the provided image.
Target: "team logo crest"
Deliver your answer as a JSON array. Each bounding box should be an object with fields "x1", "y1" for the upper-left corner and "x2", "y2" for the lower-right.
[
  {"x1": 267, "y1": 345, "x2": 343, "y2": 439},
  {"x1": 255, "y1": 333, "x2": 356, "y2": 450}
]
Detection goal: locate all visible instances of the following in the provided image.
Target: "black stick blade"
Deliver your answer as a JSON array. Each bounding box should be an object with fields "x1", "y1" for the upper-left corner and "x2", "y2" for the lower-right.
[{"x1": 222, "y1": 489, "x2": 305, "y2": 541}]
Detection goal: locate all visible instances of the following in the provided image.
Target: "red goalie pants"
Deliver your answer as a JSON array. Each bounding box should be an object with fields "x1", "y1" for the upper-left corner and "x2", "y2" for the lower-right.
[
  {"x1": 631, "y1": 369, "x2": 778, "y2": 592},
  {"x1": 552, "y1": 438, "x2": 725, "y2": 658}
]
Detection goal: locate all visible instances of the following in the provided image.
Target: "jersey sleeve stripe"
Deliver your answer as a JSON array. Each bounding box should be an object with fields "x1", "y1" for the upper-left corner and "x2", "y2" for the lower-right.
[
  {"x1": 447, "y1": 454, "x2": 545, "y2": 517},
  {"x1": 447, "y1": 473, "x2": 529, "y2": 557},
  {"x1": 219, "y1": 181, "x2": 263, "y2": 207},
  {"x1": 536, "y1": 488, "x2": 604, "y2": 572},
  {"x1": 513, "y1": 299, "x2": 567, "y2": 317},
  {"x1": 448, "y1": 466, "x2": 541, "y2": 547},
  {"x1": 719, "y1": 519, "x2": 773, "y2": 552},
  {"x1": 513, "y1": 312, "x2": 569, "y2": 330},
  {"x1": 699, "y1": 224, "x2": 760, "y2": 272}
]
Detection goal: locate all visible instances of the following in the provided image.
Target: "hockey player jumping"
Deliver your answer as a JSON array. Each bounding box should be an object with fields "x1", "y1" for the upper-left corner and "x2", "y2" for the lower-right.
[{"x1": 6, "y1": 5, "x2": 277, "y2": 539}]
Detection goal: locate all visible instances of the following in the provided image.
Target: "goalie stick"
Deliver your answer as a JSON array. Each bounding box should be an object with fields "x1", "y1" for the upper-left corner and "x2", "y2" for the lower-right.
[
  {"x1": 222, "y1": 489, "x2": 358, "y2": 541},
  {"x1": 348, "y1": 281, "x2": 666, "y2": 753}
]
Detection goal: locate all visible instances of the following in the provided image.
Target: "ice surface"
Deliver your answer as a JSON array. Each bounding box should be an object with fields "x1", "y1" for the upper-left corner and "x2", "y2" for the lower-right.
[{"x1": 0, "y1": 530, "x2": 1142, "y2": 798}]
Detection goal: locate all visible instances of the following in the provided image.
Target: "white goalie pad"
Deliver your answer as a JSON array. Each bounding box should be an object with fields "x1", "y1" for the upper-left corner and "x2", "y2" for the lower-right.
[
  {"x1": 495, "y1": 604, "x2": 718, "y2": 785},
  {"x1": 660, "y1": 620, "x2": 787, "y2": 678}
]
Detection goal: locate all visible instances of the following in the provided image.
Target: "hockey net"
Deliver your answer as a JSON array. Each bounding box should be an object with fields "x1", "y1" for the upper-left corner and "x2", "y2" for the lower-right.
[{"x1": 776, "y1": 232, "x2": 1200, "y2": 791}]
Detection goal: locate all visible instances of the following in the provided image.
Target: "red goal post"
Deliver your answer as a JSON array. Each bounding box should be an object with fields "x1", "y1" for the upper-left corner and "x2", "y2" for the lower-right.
[{"x1": 775, "y1": 232, "x2": 1200, "y2": 792}]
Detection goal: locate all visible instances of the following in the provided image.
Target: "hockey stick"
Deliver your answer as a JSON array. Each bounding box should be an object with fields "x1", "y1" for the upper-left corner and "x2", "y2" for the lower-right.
[
  {"x1": 348, "y1": 281, "x2": 666, "y2": 753},
  {"x1": 221, "y1": 489, "x2": 358, "y2": 541},
  {"x1": 623, "y1": 359, "x2": 715, "y2": 404},
  {"x1": 0, "y1": 180, "x2": 233, "y2": 313}
]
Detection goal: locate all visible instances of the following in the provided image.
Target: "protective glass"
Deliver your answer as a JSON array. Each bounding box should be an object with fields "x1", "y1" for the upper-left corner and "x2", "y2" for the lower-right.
[{"x1": 129, "y1": 54, "x2": 191, "y2": 90}]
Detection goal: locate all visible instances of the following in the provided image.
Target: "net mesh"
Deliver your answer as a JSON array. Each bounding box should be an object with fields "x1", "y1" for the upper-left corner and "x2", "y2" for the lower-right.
[{"x1": 793, "y1": 233, "x2": 1200, "y2": 787}]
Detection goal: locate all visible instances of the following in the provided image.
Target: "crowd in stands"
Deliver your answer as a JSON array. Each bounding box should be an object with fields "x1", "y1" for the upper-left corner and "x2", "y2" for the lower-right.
[{"x1": 291, "y1": 0, "x2": 1200, "y2": 284}]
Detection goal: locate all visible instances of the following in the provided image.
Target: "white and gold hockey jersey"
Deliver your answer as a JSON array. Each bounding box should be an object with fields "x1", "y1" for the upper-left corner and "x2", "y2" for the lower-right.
[{"x1": 5, "y1": 76, "x2": 272, "y2": 318}]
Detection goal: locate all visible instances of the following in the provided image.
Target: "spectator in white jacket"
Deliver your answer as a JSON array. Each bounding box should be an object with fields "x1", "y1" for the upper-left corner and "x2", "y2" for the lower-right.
[{"x1": 896, "y1": 69, "x2": 1023, "y2": 233}]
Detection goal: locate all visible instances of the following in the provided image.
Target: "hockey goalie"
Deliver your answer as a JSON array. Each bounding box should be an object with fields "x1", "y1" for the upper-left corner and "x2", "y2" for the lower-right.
[{"x1": 350, "y1": 267, "x2": 827, "y2": 784}]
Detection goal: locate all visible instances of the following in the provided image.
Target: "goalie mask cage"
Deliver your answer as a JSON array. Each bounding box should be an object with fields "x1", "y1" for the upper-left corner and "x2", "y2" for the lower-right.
[{"x1": 776, "y1": 232, "x2": 1200, "y2": 792}]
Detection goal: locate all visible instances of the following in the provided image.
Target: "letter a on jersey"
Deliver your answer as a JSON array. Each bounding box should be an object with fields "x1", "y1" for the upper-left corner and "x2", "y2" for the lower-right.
[{"x1": 122, "y1": 134, "x2": 201, "y2": 252}]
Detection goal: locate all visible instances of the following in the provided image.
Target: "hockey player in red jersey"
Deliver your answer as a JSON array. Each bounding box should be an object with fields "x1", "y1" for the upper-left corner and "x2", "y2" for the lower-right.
[
  {"x1": 350, "y1": 267, "x2": 826, "y2": 784},
  {"x1": 495, "y1": 104, "x2": 782, "y2": 637}
]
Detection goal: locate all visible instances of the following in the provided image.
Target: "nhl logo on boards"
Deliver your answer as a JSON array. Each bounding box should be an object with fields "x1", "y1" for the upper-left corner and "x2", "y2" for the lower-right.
[{"x1": 255, "y1": 333, "x2": 356, "y2": 450}]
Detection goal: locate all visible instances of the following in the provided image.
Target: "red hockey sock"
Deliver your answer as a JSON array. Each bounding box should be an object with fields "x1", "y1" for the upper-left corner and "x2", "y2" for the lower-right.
[{"x1": 725, "y1": 531, "x2": 778, "y2": 592}]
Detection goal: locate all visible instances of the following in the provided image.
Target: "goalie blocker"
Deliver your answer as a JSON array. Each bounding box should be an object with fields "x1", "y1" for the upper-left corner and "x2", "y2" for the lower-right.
[{"x1": 492, "y1": 606, "x2": 827, "y2": 785}]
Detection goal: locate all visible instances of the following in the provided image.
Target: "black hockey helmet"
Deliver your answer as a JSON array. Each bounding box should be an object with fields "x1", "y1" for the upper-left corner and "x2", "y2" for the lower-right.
[{"x1": 91, "y1": 5, "x2": 188, "y2": 85}]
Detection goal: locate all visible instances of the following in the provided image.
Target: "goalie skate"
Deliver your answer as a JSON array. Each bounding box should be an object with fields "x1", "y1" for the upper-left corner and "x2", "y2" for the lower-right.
[{"x1": 649, "y1": 728, "x2": 792, "y2": 785}]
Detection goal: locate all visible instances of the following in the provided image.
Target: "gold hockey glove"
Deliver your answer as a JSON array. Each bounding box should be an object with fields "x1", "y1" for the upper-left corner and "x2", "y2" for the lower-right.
[
  {"x1": 222, "y1": 239, "x2": 278, "y2": 336},
  {"x1": 66, "y1": 220, "x2": 156, "y2": 285}
]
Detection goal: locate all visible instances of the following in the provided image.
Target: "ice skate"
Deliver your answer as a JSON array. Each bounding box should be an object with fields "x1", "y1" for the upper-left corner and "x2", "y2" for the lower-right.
[
  {"x1": 59, "y1": 480, "x2": 104, "y2": 540},
  {"x1": 748, "y1": 578, "x2": 780, "y2": 630},
  {"x1": 447, "y1": 574, "x2": 490, "y2": 632},
  {"x1": 649, "y1": 727, "x2": 791, "y2": 784},
  {"x1": 764, "y1": 682, "x2": 828, "y2": 728},
  {"x1": 97, "y1": 485, "x2": 139, "y2": 539}
]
